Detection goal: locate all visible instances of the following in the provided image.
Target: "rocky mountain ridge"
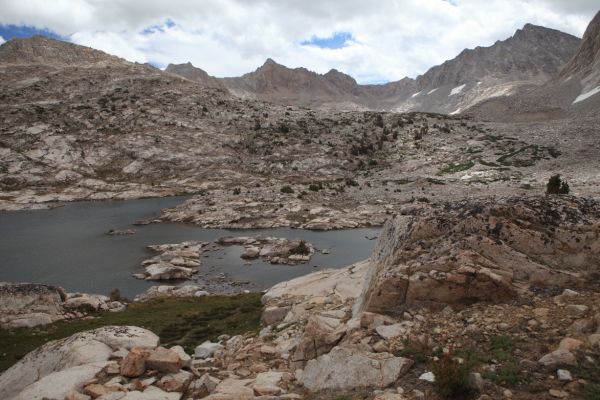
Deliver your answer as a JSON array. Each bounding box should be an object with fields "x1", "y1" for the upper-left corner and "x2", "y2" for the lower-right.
[
  {"x1": 469, "y1": 10, "x2": 600, "y2": 121},
  {"x1": 168, "y1": 23, "x2": 581, "y2": 114}
]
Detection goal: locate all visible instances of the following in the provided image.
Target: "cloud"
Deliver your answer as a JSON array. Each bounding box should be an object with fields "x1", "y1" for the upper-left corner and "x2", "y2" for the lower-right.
[{"x1": 0, "y1": 0, "x2": 597, "y2": 83}]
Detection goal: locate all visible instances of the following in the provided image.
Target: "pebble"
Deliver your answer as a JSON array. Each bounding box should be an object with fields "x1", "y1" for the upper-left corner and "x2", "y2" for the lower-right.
[{"x1": 557, "y1": 369, "x2": 572, "y2": 381}]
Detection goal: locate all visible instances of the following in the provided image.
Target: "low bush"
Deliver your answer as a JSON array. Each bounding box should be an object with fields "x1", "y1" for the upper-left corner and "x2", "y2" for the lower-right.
[
  {"x1": 432, "y1": 347, "x2": 476, "y2": 399},
  {"x1": 546, "y1": 174, "x2": 570, "y2": 194}
]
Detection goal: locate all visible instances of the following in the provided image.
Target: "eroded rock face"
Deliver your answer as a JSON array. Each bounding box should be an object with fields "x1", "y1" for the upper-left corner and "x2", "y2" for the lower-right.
[
  {"x1": 356, "y1": 196, "x2": 600, "y2": 315},
  {"x1": 0, "y1": 282, "x2": 66, "y2": 329}
]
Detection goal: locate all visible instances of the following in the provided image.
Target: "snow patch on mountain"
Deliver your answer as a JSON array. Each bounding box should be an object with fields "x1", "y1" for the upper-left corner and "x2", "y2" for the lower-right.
[
  {"x1": 573, "y1": 86, "x2": 600, "y2": 104},
  {"x1": 449, "y1": 84, "x2": 466, "y2": 96}
]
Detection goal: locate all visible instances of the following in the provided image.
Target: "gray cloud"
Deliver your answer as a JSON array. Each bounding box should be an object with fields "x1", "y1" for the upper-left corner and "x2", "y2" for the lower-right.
[{"x1": 0, "y1": 0, "x2": 597, "y2": 83}]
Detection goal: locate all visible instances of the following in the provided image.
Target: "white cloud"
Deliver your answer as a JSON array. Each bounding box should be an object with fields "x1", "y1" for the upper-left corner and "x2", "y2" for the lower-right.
[{"x1": 0, "y1": 0, "x2": 597, "y2": 83}]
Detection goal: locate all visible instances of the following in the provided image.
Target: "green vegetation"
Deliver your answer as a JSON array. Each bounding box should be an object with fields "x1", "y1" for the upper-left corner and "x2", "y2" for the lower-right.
[
  {"x1": 489, "y1": 335, "x2": 515, "y2": 360},
  {"x1": 546, "y1": 174, "x2": 570, "y2": 194},
  {"x1": 345, "y1": 178, "x2": 359, "y2": 187},
  {"x1": 289, "y1": 240, "x2": 310, "y2": 255},
  {"x1": 482, "y1": 362, "x2": 524, "y2": 386},
  {"x1": 426, "y1": 177, "x2": 446, "y2": 185},
  {"x1": 480, "y1": 336, "x2": 525, "y2": 386},
  {"x1": 584, "y1": 384, "x2": 600, "y2": 400},
  {"x1": 0, "y1": 294, "x2": 262, "y2": 373},
  {"x1": 280, "y1": 185, "x2": 294, "y2": 194},
  {"x1": 308, "y1": 182, "x2": 323, "y2": 192},
  {"x1": 438, "y1": 161, "x2": 475, "y2": 175},
  {"x1": 397, "y1": 340, "x2": 428, "y2": 365},
  {"x1": 432, "y1": 348, "x2": 476, "y2": 399}
]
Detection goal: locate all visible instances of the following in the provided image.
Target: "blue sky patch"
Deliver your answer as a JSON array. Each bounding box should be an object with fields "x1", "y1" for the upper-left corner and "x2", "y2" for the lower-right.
[
  {"x1": 0, "y1": 24, "x2": 66, "y2": 41},
  {"x1": 301, "y1": 32, "x2": 354, "y2": 49},
  {"x1": 141, "y1": 19, "x2": 176, "y2": 35}
]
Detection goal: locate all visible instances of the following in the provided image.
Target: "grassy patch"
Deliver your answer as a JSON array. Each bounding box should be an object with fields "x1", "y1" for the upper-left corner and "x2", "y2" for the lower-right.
[
  {"x1": 396, "y1": 340, "x2": 428, "y2": 365},
  {"x1": 480, "y1": 336, "x2": 526, "y2": 386},
  {"x1": 438, "y1": 161, "x2": 475, "y2": 175},
  {"x1": 584, "y1": 384, "x2": 600, "y2": 400},
  {"x1": 0, "y1": 294, "x2": 262, "y2": 373},
  {"x1": 489, "y1": 335, "x2": 515, "y2": 360},
  {"x1": 482, "y1": 362, "x2": 525, "y2": 386}
]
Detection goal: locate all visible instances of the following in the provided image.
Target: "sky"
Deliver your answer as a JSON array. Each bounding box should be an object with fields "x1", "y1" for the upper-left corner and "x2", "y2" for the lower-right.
[{"x1": 0, "y1": 0, "x2": 597, "y2": 84}]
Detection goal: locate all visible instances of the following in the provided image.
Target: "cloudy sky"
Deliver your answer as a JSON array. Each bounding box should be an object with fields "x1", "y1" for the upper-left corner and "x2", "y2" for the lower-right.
[{"x1": 0, "y1": 0, "x2": 597, "y2": 83}]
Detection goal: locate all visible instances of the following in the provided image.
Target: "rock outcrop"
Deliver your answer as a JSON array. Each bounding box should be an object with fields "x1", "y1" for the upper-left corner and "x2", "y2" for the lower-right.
[
  {"x1": 135, "y1": 241, "x2": 206, "y2": 281},
  {"x1": 299, "y1": 346, "x2": 413, "y2": 391},
  {"x1": 217, "y1": 236, "x2": 315, "y2": 265},
  {"x1": 356, "y1": 196, "x2": 600, "y2": 315},
  {"x1": 0, "y1": 283, "x2": 124, "y2": 329},
  {"x1": 165, "y1": 62, "x2": 225, "y2": 89},
  {"x1": 0, "y1": 326, "x2": 158, "y2": 400}
]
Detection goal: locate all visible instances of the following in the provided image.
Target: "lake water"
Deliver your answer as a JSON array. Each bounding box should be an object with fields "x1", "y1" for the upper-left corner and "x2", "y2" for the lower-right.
[{"x1": 0, "y1": 197, "x2": 380, "y2": 297}]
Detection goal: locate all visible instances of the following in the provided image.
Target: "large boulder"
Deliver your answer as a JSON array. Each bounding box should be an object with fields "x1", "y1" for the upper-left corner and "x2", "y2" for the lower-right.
[
  {"x1": 0, "y1": 326, "x2": 159, "y2": 400},
  {"x1": 0, "y1": 282, "x2": 66, "y2": 329},
  {"x1": 355, "y1": 196, "x2": 600, "y2": 315},
  {"x1": 291, "y1": 314, "x2": 346, "y2": 365},
  {"x1": 300, "y1": 346, "x2": 413, "y2": 391},
  {"x1": 12, "y1": 362, "x2": 108, "y2": 400}
]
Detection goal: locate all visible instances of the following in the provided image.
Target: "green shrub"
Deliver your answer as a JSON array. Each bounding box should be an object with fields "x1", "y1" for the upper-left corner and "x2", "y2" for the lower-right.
[
  {"x1": 289, "y1": 240, "x2": 310, "y2": 255},
  {"x1": 308, "y1": 183, "x2": 323, "y2": 192},
  {"x1": 232, "y1": 188, "x2": 241, "y2": 195},
  {"x1": 482, "y1": 362, "x2": 524, "y2": 386},
  {"x1": 546, "y1": 174, "x2": 570, "y2": 194},
  {"x1": 280, "y1": 185, "x2": 294, "y2": 194},
  {"x1": 278, "y1": 123, "x2": 290, "y2": 133},
  {"x1": 345, "y1": 178, "x2": 359, "y2": 187},
  {"x1": 432, "y1": 348, "x2": 475, "y2": 399}
]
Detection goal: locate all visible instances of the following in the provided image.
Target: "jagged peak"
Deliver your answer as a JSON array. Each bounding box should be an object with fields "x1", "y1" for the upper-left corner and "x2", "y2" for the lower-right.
[{"x1": 263, "y1": 58, "x2": 279, "y2": 66}]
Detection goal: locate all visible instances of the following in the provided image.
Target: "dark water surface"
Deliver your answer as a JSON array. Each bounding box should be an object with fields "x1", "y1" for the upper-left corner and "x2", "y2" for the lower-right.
[{"x1": 0, "y1": 197, "x2": 380, "y2": 297}]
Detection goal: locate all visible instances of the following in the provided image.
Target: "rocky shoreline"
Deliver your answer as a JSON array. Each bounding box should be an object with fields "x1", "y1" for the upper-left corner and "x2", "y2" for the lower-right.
[{"x1": 1, "y1": 195, "x2": 599, "y2": 399}]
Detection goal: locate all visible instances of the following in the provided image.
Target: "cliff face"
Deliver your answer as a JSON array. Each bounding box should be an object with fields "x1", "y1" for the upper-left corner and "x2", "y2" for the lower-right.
[
  {"x1": 355, "y1": 196, "x2": 600, "y2": 316},
  {"x1": 559, "y1": 10, "x2": 600, "y2": 84}
]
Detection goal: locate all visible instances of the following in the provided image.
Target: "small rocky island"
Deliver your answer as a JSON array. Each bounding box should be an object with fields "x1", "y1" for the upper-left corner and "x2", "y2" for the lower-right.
[
  {"x1": 133, "y1": 241, "x2": 206, "y2": 281},
  {"x1": 217, "y1": 236, "x2": 316, "y2": 265}
]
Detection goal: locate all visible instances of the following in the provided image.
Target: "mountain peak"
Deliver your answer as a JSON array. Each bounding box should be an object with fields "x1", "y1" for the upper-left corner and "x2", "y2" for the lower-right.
[
  {"x1": 165, "y1": 62, "x2": 224, "y2": 89},
  {"x1": 263, "y1": 58, "x2": 279, "y2": 66},
  {"x1": 0, "y1": 35, "x2": 118, "y2": 65}
]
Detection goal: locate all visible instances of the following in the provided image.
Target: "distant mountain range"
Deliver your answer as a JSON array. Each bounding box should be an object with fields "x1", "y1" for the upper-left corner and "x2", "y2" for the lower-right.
[
  {"x1": 166, "y1": 23, "x2": 582, "y2": 114},
  {"x1": 1, "y1": 10, "x2": 599, "y2": 119}
]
